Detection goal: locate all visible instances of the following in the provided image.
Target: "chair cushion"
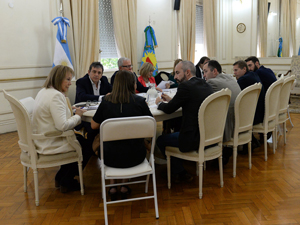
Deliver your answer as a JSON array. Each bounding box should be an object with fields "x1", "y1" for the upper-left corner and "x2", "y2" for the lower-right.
[
  {"x1": 253, "y1": 119, "x2": 276, "y2": 132},
  {"x1": 278, "y1": 112, "x2": 288, "y2": 123},
  {"x1": 224, "y1": 131, "x2": 252, "y2": 146},
  {"x1": 105, "y1": 159, "x2": 152, "y2": 177}
]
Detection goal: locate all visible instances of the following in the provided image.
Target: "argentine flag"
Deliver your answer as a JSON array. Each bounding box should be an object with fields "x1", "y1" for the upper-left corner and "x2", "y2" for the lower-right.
[{"x1": 52, "y1": 17, "x2": 73, "y2": 69}]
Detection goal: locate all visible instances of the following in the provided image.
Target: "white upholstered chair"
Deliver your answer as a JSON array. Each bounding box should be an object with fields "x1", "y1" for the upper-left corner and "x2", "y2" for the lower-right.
[
  {"x1": 252, "y1": 79, "x2": 284, "y2": 161},
  {"x1": 165, "y1": 89, "x2": 231, "y2": 199},
  {"x1": 3, "y1": 90, "x2": 84, "y2": 206},
  {"x1": 99, "y1": 116, "x2": 159, "y2": 225},
  {"x1": 223, "y1": 83, "x2": 262, "y2": 177},
  {"x1": 276, "y1": 75, "x2": 296, "y2": 144}
]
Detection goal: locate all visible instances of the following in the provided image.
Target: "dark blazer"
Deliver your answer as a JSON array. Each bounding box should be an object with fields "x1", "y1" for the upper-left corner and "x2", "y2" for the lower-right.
[
  {"x1": 237, "y1": 71, "x2": 266, "y2": 125},
  {"x1": 111, "y1": 71, "x2": 149, "y2": 93},
  {"x1": 255, "y1": 65, "x2": 277, "y2": 91},
  {"x1": 75, "y1": 74, "x2": 112, "y2": 103},
  {"x1": 158, "y1": 77, "x2": 213, "y2": 152},
  {"x1": 195, "y1": 66, "x2": 203, "y2": 79}
]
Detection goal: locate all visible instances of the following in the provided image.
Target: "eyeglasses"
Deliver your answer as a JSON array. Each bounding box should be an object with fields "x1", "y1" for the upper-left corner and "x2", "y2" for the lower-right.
[{"x1": 122, "y1": 65, "x2": 133, "y2": 68}]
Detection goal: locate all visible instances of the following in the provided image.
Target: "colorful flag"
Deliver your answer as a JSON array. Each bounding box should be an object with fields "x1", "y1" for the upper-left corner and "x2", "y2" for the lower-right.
[
  {"x1": 277, "y1": 37, "x2": 282, "y2": 57},
  {"x1": 141, "y1": 26, "x2": 158, "y2": 76},
  {"x1": 52, "y1": 17, "x2": 73, "y2": 69}
]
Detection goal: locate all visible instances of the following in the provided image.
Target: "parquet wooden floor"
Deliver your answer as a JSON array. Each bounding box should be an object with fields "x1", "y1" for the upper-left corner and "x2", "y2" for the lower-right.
[{"x1": 1, "y1": 114, "x2": 300, "y2": 224}]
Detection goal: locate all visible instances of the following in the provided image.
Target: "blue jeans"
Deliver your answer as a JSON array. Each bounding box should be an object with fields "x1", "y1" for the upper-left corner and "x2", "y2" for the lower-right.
[{"x1": 156, "y1": 132, "x2": 185, "y2": 175}]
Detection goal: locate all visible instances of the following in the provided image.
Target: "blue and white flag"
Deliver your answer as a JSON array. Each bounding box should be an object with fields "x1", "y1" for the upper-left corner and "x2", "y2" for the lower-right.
[{"x1": 52, "y1": 16, "x2": 73, "y2": 69}]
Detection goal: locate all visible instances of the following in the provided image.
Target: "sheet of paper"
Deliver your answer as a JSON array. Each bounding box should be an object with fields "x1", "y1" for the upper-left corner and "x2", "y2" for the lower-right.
[{"x1": 157, "y1": 81, "x2": 174, "y2": 89}]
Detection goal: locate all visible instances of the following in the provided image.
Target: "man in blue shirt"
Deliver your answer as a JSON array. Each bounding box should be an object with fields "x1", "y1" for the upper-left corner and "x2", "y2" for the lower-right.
[{"x1": 245, "y1": 56, "x2": 277, "y2": 91}]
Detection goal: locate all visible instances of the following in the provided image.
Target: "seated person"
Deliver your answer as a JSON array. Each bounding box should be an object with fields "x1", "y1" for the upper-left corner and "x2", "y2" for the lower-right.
[
  {"x1": 32, "y1": 65, "x2": 93, "y2": 193},
  {"x1": 91, "y1": 70, "x2": 153, "y2": 201},
  {"x1": 138, "y1": 62, "x2": 168, "y2": 92},
  {"x1": 75, "y1": 62, "x2": 111, "y2": 103},
  {"x1": 111, "y1": 57, "x2": 149, "y2": 93},
  {"x1": 195, "y1": 56, "x2": 210, "y2": 79},
  {"x1": 168, "y1": 59, "x2": 182, "y2": 88}
]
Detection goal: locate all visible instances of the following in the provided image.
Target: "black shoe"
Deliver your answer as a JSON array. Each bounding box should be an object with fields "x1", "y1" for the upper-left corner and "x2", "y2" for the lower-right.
[
  {"x1": 108, "y1": 187, "x2": 118, "y2": 201},
  {"x1": 120, "y1": 185, "x2": 131, "y2": 200},
  {"x1": 55, "y1": 179, "x2": 60, "y2": 188},
  {"x1": 173, "y1": 171, "x2": 194, "y2": 183},
  {"x1": 60, "y1": 179, "x2": 81, "y2": 193}
]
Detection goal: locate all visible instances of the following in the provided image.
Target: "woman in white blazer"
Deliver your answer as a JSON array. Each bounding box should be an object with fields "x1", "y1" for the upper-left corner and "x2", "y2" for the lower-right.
[{"x1": 32, "y1": 65, "x2": 93, "y2": 193}]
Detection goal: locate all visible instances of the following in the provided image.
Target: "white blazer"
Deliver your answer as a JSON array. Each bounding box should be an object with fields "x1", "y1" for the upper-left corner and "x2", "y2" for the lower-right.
[{"x1": 32, "y1": 88, "x2": 81, "y2": 154}]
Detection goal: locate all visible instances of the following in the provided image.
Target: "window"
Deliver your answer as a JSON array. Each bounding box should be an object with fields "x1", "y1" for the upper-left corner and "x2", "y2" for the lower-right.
[
  {"x1": 195, "y1": 4, "x2": 204, "y2": 62},
  {"x1": 99, "y1": 0, "x2": 118, "y2": 69}
]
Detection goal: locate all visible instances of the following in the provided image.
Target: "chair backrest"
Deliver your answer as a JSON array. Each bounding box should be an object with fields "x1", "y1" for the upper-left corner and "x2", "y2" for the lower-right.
[
  {"x1": 234, "y1": 83, "x2": 262, "y2": 138},
  {"x1": 3, "y1": 90, "x2": 36, "y2": 154},
  {"x1": 263, "y1": 78, "x2": 284, "y2": 124},
  {"x1": 155, "y1": 71, "x2": 170, "y2": 85},
  {"x1": 198, "y1": 88, "x2": 231, "y2": 150},
  {"x1": 278, "y1": 75, "x2": 296, "y2": 114},
  {"x1": 100, "y1": 116, "x2": 157, "y2": 162}
]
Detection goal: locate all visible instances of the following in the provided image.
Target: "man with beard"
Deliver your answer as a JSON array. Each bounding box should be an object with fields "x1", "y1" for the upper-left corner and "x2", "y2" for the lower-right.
[
  {"x1": 245, "y1": 56, "x2": 276, "y2": 91},
  {"x1": 155, "y1": 60, "x2": 213, "y2": 183}
]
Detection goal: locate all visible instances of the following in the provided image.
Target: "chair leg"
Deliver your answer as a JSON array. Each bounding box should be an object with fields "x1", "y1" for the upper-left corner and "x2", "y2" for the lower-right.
[
  {"x1": 288, "y1": 107, "x2": 294, "y2": 127},
  {"x1": 167, "y1": 155, "x2": 171, "y2": 189},
  {"x1": 145, "y1": 174, "x2": 150, "y2": 193},
  {"x1": 199, "y1": 162, "x2": 203, "y2": 199},
  {"x1": 78, "y1": 161, "x2": 84, "y2": 195},
  {"x1": 248, "y1": 142, "x2": 252, "y2": 169},
  {"x1": 218, "y1": 157, "x2": 224, "y2": 188},
  {"x1": 233, "y1": 146, "x2": 237, "y2": 177},
  {"x1": 33, "y1": 169, "x2": 39, "y2": 206},
  {"x1": 23, "y1": 166, "x2": 27, "y2": 193},
  {"x1": 272, "y1": 130, "x2": 276, "y2": 154},
  {"x1": 264, "y1": 133, "x2": 268, "y2": 161},
  {"x1": 151, "y1": 168, "x2": 159, "y2": 219},
  {"x1": 284, "y1": 121, "x2": 287, "y2": 144},
  {"x1": 102, "y1": 177, "x2": 108, "y2": 225}
]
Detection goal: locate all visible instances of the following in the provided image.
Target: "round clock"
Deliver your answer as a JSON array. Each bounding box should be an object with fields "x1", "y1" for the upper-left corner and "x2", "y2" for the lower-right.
[{"x1": 236, "y1": 23, "x2": 246, "y2": 33}]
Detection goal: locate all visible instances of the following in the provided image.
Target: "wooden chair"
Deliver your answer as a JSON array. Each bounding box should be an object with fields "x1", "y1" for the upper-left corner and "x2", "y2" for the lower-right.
[
  {"x1": 3, "y1": 90, "x2": 84, "y2": 206},
  {"x1": 252, "y1": 79, "x2": 284, "y2": 161},
  {"x1": 223, "y1": 83, "x2": 261, "y2": 177},
  {"x1": 99, "y1": 116, "x2": 159, "y2": 225},
  {"x1": 165, "y1": 89, "x2": 231, "y2": 199}
]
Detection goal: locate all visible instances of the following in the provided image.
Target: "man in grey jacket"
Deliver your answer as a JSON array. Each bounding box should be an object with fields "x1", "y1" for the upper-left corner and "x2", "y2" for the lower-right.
[{"x1": 203, "y1": 60, "x2": 241, "y2": 164}]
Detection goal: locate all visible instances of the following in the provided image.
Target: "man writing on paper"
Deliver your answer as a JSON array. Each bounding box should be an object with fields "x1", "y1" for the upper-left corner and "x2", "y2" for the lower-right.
[{"x1": 155, "y1": 61, "x2": 213, "y2": 183}]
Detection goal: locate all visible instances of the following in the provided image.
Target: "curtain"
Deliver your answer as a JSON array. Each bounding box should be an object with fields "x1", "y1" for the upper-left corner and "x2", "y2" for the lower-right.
[
  {"x1": 203, "y1": 0, "x2": 216, "y2": 57},
  {"x1": 63, "y1": 0, "x2": 100, "y2": 79},
  {"x1": 280, "y1": 0, "x2": 290, "y2": 57},
  {"x1": 177, "y1": 0, "x2": 196, "y2": 62},
  {"x1": 111, "y1": 0, "x2": 137, "y2": 73},
  {"x1": 290, "y1": 0, "x2": 297, "y2": 56},
  {"x1": 258, "y1": 0, "x2": 268, "y2": 57}
]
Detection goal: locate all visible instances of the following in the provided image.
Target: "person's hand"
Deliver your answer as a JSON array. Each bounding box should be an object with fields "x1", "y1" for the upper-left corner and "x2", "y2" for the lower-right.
[
  {"x1": 165, "y1": 83, "x2": 170, "y2": 89},
  {"x1": 155, "y1": 87, "x2": 163, "y2": 92},
  {"x1": 73, "y1": 107, "x2": 87, "y2": 117},
  {"x1": 106, "y1": 92, "x2": 111, "y2": 95},
  {"x1": 155, "y1": 96, "x2": 163, "y2": 105},
  {"x1": 161, "y1": 93, "x2": 172, "y2": 102}
]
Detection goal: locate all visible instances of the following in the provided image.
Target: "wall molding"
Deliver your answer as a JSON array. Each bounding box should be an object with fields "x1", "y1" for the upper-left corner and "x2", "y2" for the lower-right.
[
  {"x1": 0, "y1": 65, "x2": 51, "y2": 70},
  {"x1": 0, "y1": 85, "x2": 42, "y2": 92},
  {"x1": 0, "y1": 76, "x2": 47, "y2": 82}
]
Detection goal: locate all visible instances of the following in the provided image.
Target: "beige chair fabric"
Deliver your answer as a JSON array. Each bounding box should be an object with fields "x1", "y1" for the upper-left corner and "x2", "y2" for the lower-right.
[
  {"x1": 252, "y1": 79, "x2": 284, "y2": 161},
  {"x1": 3, "y1": 90, "x2": 84, "y2": 206},
  {"x1": 223, "y1": 83, "x2": 262, "y2": 177},
  {"x1": 165, "y1": 88, "x2": 231, "y2": 199},
  {"x1": 99, "y1": 116, "x2": 159, "y2": 225},
  {"x1": 276, "y1": 75, "x2": 296, "y2": 144}
]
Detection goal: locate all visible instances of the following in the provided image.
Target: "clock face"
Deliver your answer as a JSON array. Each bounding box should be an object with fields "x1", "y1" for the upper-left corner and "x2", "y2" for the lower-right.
[{"x1": 237, "y1": 23, "x2": 246, "y2": 33}]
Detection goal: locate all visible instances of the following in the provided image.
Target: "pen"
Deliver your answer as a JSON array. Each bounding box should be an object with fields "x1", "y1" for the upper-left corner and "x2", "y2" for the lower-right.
[{"x1": 80, "y1": 106, "x2": 85, "y2": 109}]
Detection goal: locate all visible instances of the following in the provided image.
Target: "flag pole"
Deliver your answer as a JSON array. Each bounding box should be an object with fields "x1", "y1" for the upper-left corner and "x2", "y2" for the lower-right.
[{"x1": 59, "y1": 0, "x2": 63, "y2": 17}]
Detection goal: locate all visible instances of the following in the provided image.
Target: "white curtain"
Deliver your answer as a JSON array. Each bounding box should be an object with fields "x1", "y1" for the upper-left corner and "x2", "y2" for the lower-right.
[
  {"x1": 290, "y1": 0, "x2": 297, "y2": 56},
  {"x1": 63, "y1": 0, "x2": 100, "y2": 79},
  {"x1": 280, "y1": 0, "x2": 290, "y2": 57},
  {"x1": 111, "y1": 0, "x2": 137, "y2": 73},
  {"x1": 258, "y1": 0, "x2": 268, "y2": 57},
  {"x1": 203, "y1": 0, "x2": 216, "y2": 57},
  {"x1": 177, "y1": 0, "x2": 196, "y2": 62}
]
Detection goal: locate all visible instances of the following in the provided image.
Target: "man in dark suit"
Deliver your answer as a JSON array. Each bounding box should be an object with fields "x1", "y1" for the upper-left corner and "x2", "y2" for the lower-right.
[
  {"x1": 155, "y1": 60, "x2": 213, "y2": 182},
  {"x1": 111, "y1": 57, "x2": 149, "y2": 93},
  {"x1": 245, "y1": 56, "x2": 277, "y2": 91},
  {"x1": 233, "y1": 60, "x2": 266, "y2": 153},
  {"x1": 75, "y1": 62, "x2": 112, "y2": 103},
  {"x1": 195, "y1": 56, "x2": 210, "y2": 79}
]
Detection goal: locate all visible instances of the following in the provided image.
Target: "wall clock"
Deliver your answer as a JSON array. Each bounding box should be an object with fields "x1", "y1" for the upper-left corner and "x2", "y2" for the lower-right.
[{"x1": 236, "y1": 23, "x2": 246, "y2": 33}]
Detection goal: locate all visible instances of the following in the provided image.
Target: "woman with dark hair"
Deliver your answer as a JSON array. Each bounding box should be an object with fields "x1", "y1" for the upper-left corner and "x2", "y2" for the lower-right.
[
  {"x1": 91, "y1": 70, "x2": 153, "y2": 200},
  {"x1": 32, "y1": 65, "x2": 93, "y2": 193},
  {"x1": 195, "y1": 56, "x2": 210, "y2": 78}
]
